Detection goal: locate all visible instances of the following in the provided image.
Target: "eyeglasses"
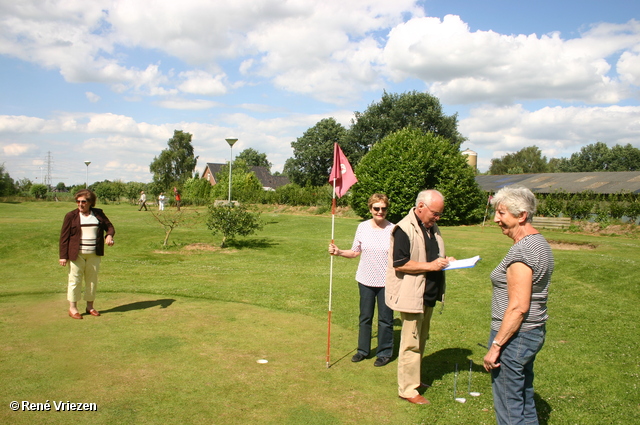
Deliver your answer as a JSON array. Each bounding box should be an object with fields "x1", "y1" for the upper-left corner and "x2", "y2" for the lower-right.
[
  {"x1": 76, "y1": 200, "x2": 88, "y2": 204},
  {"x1": 372, "y1": 206, "x2": 388, "y2": 212},
  {"x1": 423, "y1": 203, "x2": 443, "y2": 218}
]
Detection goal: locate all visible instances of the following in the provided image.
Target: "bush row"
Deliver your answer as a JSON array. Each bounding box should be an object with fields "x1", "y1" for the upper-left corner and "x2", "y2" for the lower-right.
[{"x1": 536, "y1": 191, "x2": 640, "y2": 223}]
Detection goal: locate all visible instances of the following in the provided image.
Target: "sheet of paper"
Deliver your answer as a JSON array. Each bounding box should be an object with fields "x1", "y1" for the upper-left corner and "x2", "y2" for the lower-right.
[{"x1": 444, "y1": 255, "x2": 481, "y2": 270}]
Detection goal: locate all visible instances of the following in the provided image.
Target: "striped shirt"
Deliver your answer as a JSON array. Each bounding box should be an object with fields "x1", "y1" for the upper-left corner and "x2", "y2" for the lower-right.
[
  {"x1": 351, "y1": 219, "x2": 395, "y2": 287},
  {"x1": 490, "y1": 233, "x2": 554, "y2": 332},
  {"x1": 79, "y1": 212, "x2": 100, "y2": 254}
]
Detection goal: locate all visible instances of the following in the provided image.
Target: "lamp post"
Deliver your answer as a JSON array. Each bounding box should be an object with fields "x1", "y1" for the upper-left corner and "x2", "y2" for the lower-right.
[
  {"x1": 84, "y1": 161, "x2": 91, "y2": 188},
  {"x1": 225, "y1": 138, "x2": 238, "y2": 204}
]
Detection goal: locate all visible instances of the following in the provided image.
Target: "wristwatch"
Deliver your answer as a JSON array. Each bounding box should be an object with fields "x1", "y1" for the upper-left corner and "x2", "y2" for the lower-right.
[{"x1": 492, "y1": 340, "x2": 502, "y2": 348}]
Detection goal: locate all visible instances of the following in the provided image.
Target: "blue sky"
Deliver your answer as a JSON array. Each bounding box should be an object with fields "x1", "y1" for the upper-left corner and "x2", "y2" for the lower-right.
[{"x1": 1, "y1": 0, "x2": 639, "y2": 186}]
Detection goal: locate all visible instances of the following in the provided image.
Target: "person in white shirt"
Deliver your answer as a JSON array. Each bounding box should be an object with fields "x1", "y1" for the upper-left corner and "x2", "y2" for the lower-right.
[{"x1": 329, "y1": 193, "x2": 395, "y2": 367}]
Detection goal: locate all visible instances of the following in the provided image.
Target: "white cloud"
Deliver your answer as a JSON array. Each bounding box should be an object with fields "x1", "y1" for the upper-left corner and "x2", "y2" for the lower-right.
[
  {"x1": 460, "y1": 104, "x2": 640, "y2": 163},
  {"x1": 177, "y1": 70, "x2": 228, "y2": 96},
  {"x1": 384, "y1": 15, "x2": 640, "y2": 105},
  {"x1": 617, "y1": 51, "x2": 640, "y2": 86},
  {"x1": 86, "y1": 92, "x2": 101, "y2": 103},
  {"x1": 3, "y1": 143, "x2": 34, "y2": 156},
  {"x1": 155, "y1": 99, "x2": 221, "y2": 110}
]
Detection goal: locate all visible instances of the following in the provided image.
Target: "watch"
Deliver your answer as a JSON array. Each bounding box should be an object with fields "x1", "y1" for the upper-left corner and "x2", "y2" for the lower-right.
[{"x1": 492, "y1": 340, "x2": 502, "y2": 348}]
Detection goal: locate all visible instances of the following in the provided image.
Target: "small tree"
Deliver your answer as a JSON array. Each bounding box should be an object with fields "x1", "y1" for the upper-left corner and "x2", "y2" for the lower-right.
[
  {"x1": 30, "y1": 184, "x2": 48, "y2": 199},
  {"x1": 206, "y1": 203, "x2": 263, "y2": 248},
  {"x1": 150, "y1": 209, "x2": 201, "y2": 246}
]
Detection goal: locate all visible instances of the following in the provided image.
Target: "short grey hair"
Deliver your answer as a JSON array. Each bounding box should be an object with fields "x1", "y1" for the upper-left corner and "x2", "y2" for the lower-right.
[
  {"x1": 415, "y1": 189, "x2": 444, "y2": 207},
  {"x1": 490, "y1": 186, "x2": 537, "y2": 223}
]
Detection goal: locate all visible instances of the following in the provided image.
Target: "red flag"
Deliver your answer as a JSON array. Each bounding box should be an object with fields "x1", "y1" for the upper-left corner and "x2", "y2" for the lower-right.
[{"x1": 329, "y1": 143, "x2": 357, "y2": 198}]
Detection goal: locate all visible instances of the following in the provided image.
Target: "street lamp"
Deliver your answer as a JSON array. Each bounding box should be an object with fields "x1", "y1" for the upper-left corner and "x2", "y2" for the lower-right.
[
  {"x1": 225, "y1": 138, "x2": 238, "y2": 204},
  {"x1": 84, "y1": 161, "x2": 91, "y2": 188}
]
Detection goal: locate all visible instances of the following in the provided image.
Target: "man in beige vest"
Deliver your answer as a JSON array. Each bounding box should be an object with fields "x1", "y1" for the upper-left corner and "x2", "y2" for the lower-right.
[{"x1": 385, "y1": 190, "x2": 455, "y2": 405}]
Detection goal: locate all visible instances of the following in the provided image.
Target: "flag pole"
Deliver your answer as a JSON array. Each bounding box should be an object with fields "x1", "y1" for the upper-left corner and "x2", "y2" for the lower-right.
[
  {"x1": 326, "y1": 177, "x2": 337, "y2": 368},
  {"x1": 482, "y1": 194, "x2": 492, "y2": 227}
]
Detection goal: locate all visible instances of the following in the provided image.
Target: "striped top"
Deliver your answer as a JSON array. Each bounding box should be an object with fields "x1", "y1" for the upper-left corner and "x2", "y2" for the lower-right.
[
  {"x1": 490, "y1": 233, "x2": 554, "y2": 332},
  {"x1": 351, "y1": 219, "x2": 395, "y2": 287},
  {"x1": 79, "y1": 212, "x2": 100, "y2": 254}
]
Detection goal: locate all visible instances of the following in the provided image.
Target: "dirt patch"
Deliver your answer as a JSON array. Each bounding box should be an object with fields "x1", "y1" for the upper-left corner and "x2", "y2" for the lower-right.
[
  {"x1": 183, "y1": 243, "x2": 219, "y2": 251},
  {"x1": 548, "y1": 241, "x2": 596, "y2": 251},
  {"x1": 153, "y1": 243, "x2": 237, "y2": 254}
]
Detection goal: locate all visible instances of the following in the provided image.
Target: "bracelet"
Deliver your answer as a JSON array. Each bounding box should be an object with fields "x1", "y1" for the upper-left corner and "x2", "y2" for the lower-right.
[{"x1": 492, "y1": 340, "x2": 502, "y2": 348}]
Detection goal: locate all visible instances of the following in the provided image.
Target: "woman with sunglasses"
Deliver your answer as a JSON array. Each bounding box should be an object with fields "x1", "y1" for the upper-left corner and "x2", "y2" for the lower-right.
[
  {"x1": 329, "y1": 193, "x2": 395, "y2": 367},
  {"x1": 59, "y1": 189, "x2": 115, "y2": 319}
]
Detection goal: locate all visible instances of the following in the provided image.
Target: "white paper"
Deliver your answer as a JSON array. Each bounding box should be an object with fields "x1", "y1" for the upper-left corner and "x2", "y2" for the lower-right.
[{"x1": 444, "y1": 255, "x2": 481, "y2": 270}]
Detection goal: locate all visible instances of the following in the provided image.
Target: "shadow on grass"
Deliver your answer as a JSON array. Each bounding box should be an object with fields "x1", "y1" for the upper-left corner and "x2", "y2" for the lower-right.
[
  {"x1": 100, "y1": 298, "x2": 175, "y2": 314},
  {"x1": 226, "y1": 238, "x2": 278, "y2": 249},
  {"x1": 328, "y1": 347, "x2": 357, "y2": 368},
  {"x1": 534, "y1": 393, "x2": 552, "y2": 425}
]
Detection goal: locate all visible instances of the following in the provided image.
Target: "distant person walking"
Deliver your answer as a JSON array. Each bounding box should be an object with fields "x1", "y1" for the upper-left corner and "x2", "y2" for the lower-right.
[
  {"x1": 59, "y1": 189, "x2": 115, "y2": 319},
  {"x1": 158, "y1": 192, "x2": 166, "y2": 211},
  {"x1": 329, "y1": 193, "x2": 395, "y2": 367},
  {"x1": 138, "y1": 190, "x2": 147, "y2": 211},
  {"x1": 173, "y1": 187, "x2": 181, "y2": 211}
]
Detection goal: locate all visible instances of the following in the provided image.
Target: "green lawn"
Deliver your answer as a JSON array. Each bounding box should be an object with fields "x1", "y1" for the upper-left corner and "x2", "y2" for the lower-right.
[{"x1": 0, "y1": 201, "x2": 638, "y2": 424}]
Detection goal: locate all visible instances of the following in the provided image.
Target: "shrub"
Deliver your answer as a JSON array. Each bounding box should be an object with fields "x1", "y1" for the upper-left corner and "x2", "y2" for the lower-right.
[
  {"x1": 350, "y1": 127, "x2": 484, "y2": 225},
  {"x1": 206, "y1": 203, "x2": 264, "y2": 248}
]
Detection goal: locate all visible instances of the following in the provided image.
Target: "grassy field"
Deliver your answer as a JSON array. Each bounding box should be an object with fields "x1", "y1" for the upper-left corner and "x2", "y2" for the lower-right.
[{"x1": 0, "y1": 201, "x2": 638, "y2": 424}]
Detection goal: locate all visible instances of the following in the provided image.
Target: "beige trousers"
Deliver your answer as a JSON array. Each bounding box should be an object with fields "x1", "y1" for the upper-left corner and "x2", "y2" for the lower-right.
[
  {"x1": 67, "y1": 253, "x2": 101, "y2": 302},
  {"x1": 397, "y1": 305, "x2": 434, "y2": 398}
]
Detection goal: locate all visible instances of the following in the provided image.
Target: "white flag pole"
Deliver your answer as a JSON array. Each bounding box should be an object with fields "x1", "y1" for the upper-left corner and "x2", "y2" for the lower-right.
[{"x1": 326, "y1": 177, "x2": 337, "y2": 368}]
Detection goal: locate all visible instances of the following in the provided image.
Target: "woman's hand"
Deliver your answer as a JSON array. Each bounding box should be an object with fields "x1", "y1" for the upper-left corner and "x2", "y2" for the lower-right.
[
  {"x1": 106, "y1": 235, "x2": 114, "y2": 246},
  {"x1": 59, "y1": 259, "x2": 67, "y2": 267},
  {"x1": 483, "y1": 347, "x2": 501, "y2": 371},
  {"x1": 328, "y1": 243, "x2": 340, "y2": 256}
]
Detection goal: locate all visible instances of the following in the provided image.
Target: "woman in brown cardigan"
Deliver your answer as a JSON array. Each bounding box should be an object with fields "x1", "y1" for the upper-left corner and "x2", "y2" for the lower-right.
[{"x1": 59, "y1": 189, "x2": 115, "y2": 319}]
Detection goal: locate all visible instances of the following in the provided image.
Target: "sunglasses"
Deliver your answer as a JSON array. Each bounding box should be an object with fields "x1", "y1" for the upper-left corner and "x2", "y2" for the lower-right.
[
  {"x1": 76, "y1": 200, "x2": 88, "y2": 204},
  {"x1": 372, "y1": 206, "x2": 388, "y2": 212}
]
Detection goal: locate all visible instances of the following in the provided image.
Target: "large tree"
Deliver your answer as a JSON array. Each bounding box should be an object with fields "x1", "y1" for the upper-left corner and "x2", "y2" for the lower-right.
[
  {"x1": 0, "y1": 164, "x2": 16, "y2": 196},
  {"x1": 344, "y1": 90, "x2": 465, "y2": 163},
  {"x1": 283, "y1": 117, "x2": 348, "y2": 186},
  {"x1": 489, "y1": 146, "x2": 549, "y2": 175},
  {"x1": 350, "y1": 127, "x2": 485, "y2": 225},
  {"x1": 150, "y1": 130, "x2": 199, "y2": 191},
  {"x1": 236, "y1": 148, "x2": 272, "y2": 171}
]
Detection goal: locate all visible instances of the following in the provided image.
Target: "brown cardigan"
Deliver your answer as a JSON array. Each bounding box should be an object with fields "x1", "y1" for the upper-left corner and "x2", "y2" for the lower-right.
[{"x1": 59, "y1": 208, "x2": 115, "y2": 261}]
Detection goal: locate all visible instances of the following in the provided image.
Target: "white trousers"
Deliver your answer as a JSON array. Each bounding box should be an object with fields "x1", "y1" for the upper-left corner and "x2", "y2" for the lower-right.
[{"x1": 67, "y1": 253, "x2": 101, "y2": 302}]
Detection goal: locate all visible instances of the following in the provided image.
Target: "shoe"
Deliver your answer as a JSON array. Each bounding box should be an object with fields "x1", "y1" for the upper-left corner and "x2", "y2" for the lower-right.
[
  {"x1": 374, "y1": 356, "x2": 392, "y2": 367},
  {"x1": 400, "y1": 394, "x2": 430, "y2": 405},
  {"x1": 69, "y1": 310, "x2": 83, "y2": 320},
  {"x1": 351, "y1": 353, "x2": 366, "y2": 362},
  {"x1": 86, "y1": 308, "x2": 100, "y2": 317}
]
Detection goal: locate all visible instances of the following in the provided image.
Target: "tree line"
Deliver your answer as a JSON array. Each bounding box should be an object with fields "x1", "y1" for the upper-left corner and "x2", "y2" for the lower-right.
[
  {"x1": 488, "y1": 143, "x2": 640, "y2": 175},
  {"x1": 4, "y1": 90, "x2": 639, "y2": 227}
]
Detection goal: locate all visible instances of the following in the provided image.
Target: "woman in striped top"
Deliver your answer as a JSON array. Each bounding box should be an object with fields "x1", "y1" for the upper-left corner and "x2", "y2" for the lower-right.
[
  {"x1": 59, "y1": 189, "x2": 115, "y2": 319},
  {"x1": 483, "y1": 186, "x2": 554, "y2": 425}
]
